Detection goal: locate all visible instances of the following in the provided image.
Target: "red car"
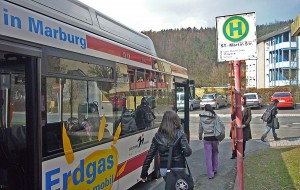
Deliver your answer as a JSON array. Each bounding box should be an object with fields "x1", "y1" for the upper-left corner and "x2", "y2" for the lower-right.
[
  {"x1": 110, "y1": 95, "x2": 126, "y2": 111},
  {"x1": 271, "y1": 92, "x2": 295, "y2": 109}
]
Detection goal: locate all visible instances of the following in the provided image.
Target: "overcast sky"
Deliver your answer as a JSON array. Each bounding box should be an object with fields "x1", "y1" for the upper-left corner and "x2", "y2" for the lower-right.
[{"x1": 78, "y1": 0, "x2": 300, "y2": 32}]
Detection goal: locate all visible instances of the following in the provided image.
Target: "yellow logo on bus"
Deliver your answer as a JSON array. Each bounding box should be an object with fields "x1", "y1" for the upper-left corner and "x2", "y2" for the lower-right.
[
  {"x1": 67, "y1": 146, "x2": 118, "y2": 190},
  {"x1": 45, "y1": 116, "x2": 124, "y2": 190}
]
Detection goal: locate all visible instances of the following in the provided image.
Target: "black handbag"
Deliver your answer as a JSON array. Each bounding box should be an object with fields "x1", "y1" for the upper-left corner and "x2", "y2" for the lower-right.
[
  {"x1": 165, "y1": 144, "x2": 194, "y2": 190},
  {"x1": 273, "y1": 118, "x2": 280, "y2": 129}
]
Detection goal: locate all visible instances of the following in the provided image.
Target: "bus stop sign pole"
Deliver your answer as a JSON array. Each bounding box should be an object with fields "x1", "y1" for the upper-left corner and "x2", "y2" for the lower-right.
[{"x1": 234, "y1": 60, "x2": 244, "y2": 190}]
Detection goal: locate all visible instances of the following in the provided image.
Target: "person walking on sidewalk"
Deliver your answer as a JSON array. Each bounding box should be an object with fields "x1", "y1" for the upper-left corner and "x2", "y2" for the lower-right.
[
  {"x1": 140, "y1": 110, "x2": 192, "y2": 182},
  {"x1": 230, "y1": 95, "x2": 252, "y2": 159},
  {"x1": 261, "y1": 99, "x2": 281, "y2": 142},
  {"x1": 199, "y1": 104, "x2": 223, "y2": 179}
]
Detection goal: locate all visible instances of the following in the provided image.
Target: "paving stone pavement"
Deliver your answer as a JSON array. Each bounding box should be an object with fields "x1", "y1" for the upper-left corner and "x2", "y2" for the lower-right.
[
  {"x1": 131, "y1": 137, "x2": 300, "y2": 190},
  {"x1": 254, "y1": 136, "x2": 300, "y2": 147}
]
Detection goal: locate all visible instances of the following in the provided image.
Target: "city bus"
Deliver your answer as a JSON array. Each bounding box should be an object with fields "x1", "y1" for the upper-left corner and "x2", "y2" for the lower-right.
[{"x1": 0, "y1": 0, "x2": 191, "y2": 190}]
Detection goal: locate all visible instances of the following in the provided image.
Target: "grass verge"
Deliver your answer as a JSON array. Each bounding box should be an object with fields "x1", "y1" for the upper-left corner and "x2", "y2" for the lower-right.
[{"x1": 244, "y1": 146, "x2": 300, "y2": 190}]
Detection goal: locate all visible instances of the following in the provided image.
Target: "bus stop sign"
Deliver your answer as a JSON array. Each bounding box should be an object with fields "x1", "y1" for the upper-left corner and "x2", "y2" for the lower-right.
[
  {"x1": 216, "y1": 12, "x2": 257, "y2": 62},
  {"x1": 223, "y1": 16, "x2": 249, "y2": 42}
]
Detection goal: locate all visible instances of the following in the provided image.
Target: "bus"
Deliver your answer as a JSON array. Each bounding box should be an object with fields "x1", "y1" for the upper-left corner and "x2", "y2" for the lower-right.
[{"x1": 0, "y1": 0, "x2": 191, "y2": 189}]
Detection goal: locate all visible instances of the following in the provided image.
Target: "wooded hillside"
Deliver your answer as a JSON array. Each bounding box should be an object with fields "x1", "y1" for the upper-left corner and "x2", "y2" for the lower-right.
[{"x1": 142, "y1": 20, "x2": 292, "y2": 87}]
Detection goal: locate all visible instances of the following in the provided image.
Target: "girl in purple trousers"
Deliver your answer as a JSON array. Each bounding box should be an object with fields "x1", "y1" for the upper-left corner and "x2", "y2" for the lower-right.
[{"x1": 199, "y1": 104, "x2": 223, "y2": 179}]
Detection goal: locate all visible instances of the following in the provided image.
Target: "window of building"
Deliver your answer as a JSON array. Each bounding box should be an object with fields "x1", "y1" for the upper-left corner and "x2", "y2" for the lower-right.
[
  {"x1": 48, "y1": 56, "x2": 113, "y2": 79},
  {"x1": 283, "y1": 32, "x2": 289, "y2": 42}
]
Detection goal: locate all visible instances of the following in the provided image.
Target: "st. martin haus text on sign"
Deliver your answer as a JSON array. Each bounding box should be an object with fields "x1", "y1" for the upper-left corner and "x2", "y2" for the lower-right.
[{"x1": 216, "y1": 12, "x2": 257, "y2": 62}]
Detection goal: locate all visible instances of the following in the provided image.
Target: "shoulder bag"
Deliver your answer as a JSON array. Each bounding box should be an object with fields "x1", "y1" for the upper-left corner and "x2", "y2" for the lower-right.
[
  {"x1": 165, "y1": 143, "x2": 194, "y2": 190},
  {"x1": 273, "y1": 117, "x2": 280, "y2": 129},
  {"x1": 214, "y1": 116, "x2": 225, "y2": 142}
]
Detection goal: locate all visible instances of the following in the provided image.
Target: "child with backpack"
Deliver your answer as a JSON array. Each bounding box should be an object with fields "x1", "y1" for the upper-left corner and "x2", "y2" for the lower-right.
[
  {"x1": 199, "y1": 104, "x2": 224, "y2": 179},
  {"x1": 260, "y1": 99, "x2": 280, "y2": 142}
]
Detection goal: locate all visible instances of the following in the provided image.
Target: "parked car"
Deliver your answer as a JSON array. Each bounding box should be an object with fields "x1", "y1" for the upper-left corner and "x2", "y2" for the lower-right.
[
  {"x1": 271, "y1": 92, "x2": 295, "y2": 109},
  {"x1": 110, "y1": 95, "x2": 126, "y2": 111},
  {"x1": 244, "y1": 93, "x2": 263, "y2": 109},
  {"x1": 200, "y1": 93, "x2": 227, "y2": 110},
  {"x1": 176, "y1": 92, "x2": 200, "y2": 111}
]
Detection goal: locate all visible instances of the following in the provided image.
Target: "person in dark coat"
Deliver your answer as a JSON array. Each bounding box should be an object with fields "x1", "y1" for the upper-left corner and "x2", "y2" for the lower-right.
[
  {"x1": 140, "y1": 111, "x2": 192, "y2": 182},
  {"x1": 230, "y1": 96, "x2": 252, "y2": 159},
  {"x1": 261, "y1": 99, "x2": 280, "y2": 142},
  {"x1": 136, "y1": 97, "x2": 155, "y2": 130}
]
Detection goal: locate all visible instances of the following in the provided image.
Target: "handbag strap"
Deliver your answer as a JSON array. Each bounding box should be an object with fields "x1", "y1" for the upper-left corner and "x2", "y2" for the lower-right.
[
  {"x1": 166, "y1": 141, "x2": 192, "y2": 176},
  {"x1": 166, "y1": 145, "x2": 173, "y2": 170},
  {"x1": 266, "y1": 106, "x2": 275, "y2": 113},
  {"x1": 184, "y1": 156, "x2": 192, "y2": 176}
]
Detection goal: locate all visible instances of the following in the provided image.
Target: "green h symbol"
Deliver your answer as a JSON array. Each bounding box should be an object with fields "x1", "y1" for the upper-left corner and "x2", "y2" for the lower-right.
[{"x1": 229, "y1": 22, "x2": 242, "y2": 36}]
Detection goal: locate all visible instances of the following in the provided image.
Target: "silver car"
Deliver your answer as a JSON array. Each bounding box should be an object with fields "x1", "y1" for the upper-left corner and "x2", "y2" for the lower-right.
[
  {"x1": 200, "y1": 93, "x2": 227, "y2": 110},
  {"x1": 244, "y1": 93, "x2": 263, "y2": 109},
  {"x1": 177, "y1": 92, "x2": 200, "y2": 111}
]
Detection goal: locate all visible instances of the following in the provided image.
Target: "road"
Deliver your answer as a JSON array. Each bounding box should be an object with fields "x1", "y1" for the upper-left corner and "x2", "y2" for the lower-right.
[
  {"x1": 189, "y1": 105, "x2": 300, "y2": 140},
  {"x1": 130, "y1": 105, "x2": 300, "y2": 190}
]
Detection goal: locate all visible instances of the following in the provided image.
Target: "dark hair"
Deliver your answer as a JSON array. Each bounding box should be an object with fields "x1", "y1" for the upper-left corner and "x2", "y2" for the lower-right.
[
  {"x1": 141, "y1": 97, "x2": 148, "y2": 106},
  {"x1": 158, "y1": 111, "x2": 181, "y2": 142},
  {"x1": 205, "y1": 104, "x2": 216, "y2": 116},
  {"x1": 272, "y1": 99, "x2": 279, "y2": 104},
  {"x1": 242, "y1": 96, "x2": 247, "y2": 106}
]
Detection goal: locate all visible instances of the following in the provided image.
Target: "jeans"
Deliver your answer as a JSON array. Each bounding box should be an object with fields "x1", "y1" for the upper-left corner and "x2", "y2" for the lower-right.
[
  {"x1": 263, "y1": 126, "x2": 277, "y2": 137},
  {"x1": 203, "y1": 140, "x2": 219, "y2": 178}
]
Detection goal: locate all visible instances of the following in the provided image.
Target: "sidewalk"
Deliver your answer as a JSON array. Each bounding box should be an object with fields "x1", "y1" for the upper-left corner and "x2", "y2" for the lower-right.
[
  {"x1": 259, "y1": 136, "x2": 300, "y2": 147},
  {"x1": 132, "y1": 136, "x2": 300, "y2": 190},
  {"x1": 190, "y1": 113, "x2": 300, "y2": 118}
]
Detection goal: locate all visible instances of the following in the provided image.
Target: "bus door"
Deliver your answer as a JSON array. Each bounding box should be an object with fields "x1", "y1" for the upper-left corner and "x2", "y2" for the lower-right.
[
  {"x1": 175, "y1": 81, "x2": 190, "y2": 142},
  {"x1": 0, "y1": 43, "x2": 41, "y2": 190}
]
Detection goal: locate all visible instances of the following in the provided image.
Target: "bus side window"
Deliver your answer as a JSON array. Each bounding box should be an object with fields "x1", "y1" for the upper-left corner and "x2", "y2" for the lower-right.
[{"x1": 42, "y1": 122, "x2": 63, "y2": 157}]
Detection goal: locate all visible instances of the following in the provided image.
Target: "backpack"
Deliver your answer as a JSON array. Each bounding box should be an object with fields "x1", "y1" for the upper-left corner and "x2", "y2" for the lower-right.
[
  {"x1": 214, "y1": 116, "x2": 225, "y2": 141},
  {"x1": 140, "y1": 106, "x2": 155, "y2": 123},
  {"x1": 261, "y1": 106, "x2": 275, "y2": 123}
]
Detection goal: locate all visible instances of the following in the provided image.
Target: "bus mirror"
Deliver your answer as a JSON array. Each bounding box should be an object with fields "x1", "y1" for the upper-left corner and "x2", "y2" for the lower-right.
[{"x1": 0, "y1": 74, "x2": 11, "y2": 90}]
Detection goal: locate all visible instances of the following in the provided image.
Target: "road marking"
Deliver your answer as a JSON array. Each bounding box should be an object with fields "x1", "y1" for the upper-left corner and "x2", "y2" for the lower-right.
[{"x1": 190, "y1": 113, "x2": 300, "y2": 118}]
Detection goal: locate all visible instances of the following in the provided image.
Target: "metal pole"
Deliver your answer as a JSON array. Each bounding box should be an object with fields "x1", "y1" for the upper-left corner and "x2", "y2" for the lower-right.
[{"x1": 234, "y1": 60, "x2": 244, "y2": 190}]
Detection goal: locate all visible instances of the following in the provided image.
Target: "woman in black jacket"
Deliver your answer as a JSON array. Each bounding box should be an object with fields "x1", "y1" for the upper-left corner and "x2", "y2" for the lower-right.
[
  {"x1": 261, "y1": 99, "x2": 280, "y2": 142},
  {"x1": 140, "y1": 110, "x2": 192, "y2": 182},
  {"x1": 230, "y1": 96, "x2": 252, "y2": 159}
]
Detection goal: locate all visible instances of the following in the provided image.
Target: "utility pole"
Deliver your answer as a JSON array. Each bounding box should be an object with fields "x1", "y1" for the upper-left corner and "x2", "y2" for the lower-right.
[
  {"x1": 234, "y1": 60, "x2": 244, "y2": 190},
  {"x1": 217, "y1": 12, "x2": 256, "y2": 189}
]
